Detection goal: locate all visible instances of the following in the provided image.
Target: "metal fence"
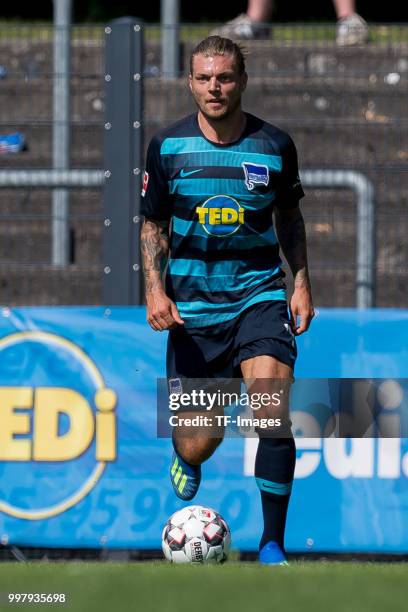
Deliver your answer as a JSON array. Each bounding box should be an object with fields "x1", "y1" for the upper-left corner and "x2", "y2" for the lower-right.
[
  {"x1": 0, "y1": 22, "x2": 407, "y2": 306},
  {"x1": 0, "y1": 24, "x2": 105, "y2": 305}
]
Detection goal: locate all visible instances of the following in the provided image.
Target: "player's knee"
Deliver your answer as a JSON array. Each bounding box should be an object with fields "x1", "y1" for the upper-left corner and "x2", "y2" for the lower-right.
[
  {"x1": 255, "y1": 417, "x2": 293, "y2": 438},
  {"x1": 174, "y1": 436, "x2": 222, "y2": 465}
]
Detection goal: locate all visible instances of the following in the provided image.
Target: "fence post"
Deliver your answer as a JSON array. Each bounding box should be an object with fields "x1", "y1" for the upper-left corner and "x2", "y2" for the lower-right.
[
  {"x1": 301, "y1": 170, "x2": 376, "y2": 308},
  {"x1": 161, "y1": 0, "x2": 180, "y2": 77},
  {"x1": 52, "y1": 0, "x2": 72, "y2": 266},
  {"x1": 103, "y1": 17, "x2": 143, "y2": 305}
]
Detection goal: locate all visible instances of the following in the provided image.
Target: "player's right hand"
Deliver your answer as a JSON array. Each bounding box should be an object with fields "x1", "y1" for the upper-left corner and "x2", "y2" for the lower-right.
[{"x1": 146, "y1": 290, "x2": 185, "y2": 331}]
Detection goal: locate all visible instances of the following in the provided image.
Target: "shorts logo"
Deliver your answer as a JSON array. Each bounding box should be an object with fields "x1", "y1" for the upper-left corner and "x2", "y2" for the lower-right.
[
  {"x1": 169, "y1": 377, "x2": 182, "y2": 396},
  {"x1": 242, "y1": 162, "x2": 269, "y2": 191},
  {"x1": 196, "y1": 195, "x2": 244, "y2": 237},
  {"x1": 141, "y1": 171, "x2": 149, "y2": 197},
  {"x1": 283, "y1": 322, "x2": 296, "y2": 347},
  {"x1": 292, "y1": 175, "x2": 301, "y2": 189},
  {"x1": 284, "y1": 322, "x2": 294, "y2": 336}
]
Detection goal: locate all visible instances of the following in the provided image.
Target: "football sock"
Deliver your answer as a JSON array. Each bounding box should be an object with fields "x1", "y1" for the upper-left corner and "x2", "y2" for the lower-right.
[
  {"x1": 170, "y1": 448, "x2": 202, "y2": 501},
  {"x1": 255, "y1": 436, "x2": 296, "y2": 551}
]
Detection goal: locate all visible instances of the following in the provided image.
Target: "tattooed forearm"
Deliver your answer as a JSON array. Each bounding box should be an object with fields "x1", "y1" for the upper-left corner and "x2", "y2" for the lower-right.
[
  {"x1": 274, "y1": 206, "x2": 311, "y2": 289},
  {"x1": 140, "y1": 219, "x2": 170, "y2": 295}
]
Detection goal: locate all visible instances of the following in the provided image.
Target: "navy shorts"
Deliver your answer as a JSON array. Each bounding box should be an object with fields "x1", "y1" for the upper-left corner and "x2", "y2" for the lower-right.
[{"x1": 167, "y1": 300, "x2": 297, "y2": 380}]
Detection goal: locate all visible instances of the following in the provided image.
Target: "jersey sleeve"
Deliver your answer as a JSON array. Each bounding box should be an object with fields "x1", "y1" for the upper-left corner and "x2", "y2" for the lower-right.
[
  {"x1": 275, "y1": 135, "x2": 305, "y2": 209},
  {"x1": 140, "y1": 136, "x2": 172, "y2": 221}
]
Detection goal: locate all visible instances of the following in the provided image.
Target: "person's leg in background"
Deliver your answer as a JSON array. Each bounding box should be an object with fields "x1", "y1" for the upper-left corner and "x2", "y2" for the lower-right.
[
  {"x1": 333, "y1": 0, "x2": 368, "y2": 45},
  {"x1": 246, "y1": 0, "x2": 274, "y2": 23},
  {"x1": 211, "y1": 0, "x2": 274, "y2": 40},
  {"x1": 212, "y1": 0, "x2": 368, "y2": 45}
]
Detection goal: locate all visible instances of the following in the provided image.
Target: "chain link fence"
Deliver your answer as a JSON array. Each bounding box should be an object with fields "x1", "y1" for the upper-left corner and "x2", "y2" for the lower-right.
[
  {"x1": 0, "y1": 24, "x2": 104, "y2": 304},
  {"x1": 0, "y1": 23, "x2": 407, "y2": 306}
]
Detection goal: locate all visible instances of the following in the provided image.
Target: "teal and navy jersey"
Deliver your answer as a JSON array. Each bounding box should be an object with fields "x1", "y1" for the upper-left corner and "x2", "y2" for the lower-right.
[{"x1": 141, "y1": 112, "x2": 304, "y2": 328}]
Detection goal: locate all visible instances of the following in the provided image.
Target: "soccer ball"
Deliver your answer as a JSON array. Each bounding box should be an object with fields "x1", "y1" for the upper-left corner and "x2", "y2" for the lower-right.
[{"x1": 162, "y1": 505, "x2": 231, "y2": 564}]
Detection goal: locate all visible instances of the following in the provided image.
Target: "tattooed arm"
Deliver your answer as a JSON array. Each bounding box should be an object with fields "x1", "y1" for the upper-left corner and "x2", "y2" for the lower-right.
[
  {"x1": 274, "y1": 206, "x2": 314, "y2": 335},
  {"x1": 140, "y1": 218, "x2": 184, "y2": 331}
]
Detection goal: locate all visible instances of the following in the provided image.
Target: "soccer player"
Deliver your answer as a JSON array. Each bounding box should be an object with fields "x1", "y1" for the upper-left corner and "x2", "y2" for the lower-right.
[{"x1": 140, "y1": 36, "x2": 314, "y2": 565}]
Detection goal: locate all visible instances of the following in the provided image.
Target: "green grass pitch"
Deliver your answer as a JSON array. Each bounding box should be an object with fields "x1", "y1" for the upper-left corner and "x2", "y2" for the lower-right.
[{"x1": 0, "y1": 561, "x2": 407, "y2": 612}]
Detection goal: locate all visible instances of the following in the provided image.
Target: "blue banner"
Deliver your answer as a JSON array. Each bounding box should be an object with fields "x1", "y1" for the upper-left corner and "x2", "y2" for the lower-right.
[{"x1": 0, "y1": 307, "x2": 407, "y2": 552}]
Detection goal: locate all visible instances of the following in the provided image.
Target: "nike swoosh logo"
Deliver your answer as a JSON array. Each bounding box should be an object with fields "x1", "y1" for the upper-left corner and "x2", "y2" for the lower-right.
[{"x1": 180, "y1": 168, "x2": 203, "y2": 178}]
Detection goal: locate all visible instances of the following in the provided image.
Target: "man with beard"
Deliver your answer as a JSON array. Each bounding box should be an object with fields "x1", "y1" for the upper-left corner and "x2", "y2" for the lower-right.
[{"x1": 140, "y1": 36, "x2": 314, "y2": 565}]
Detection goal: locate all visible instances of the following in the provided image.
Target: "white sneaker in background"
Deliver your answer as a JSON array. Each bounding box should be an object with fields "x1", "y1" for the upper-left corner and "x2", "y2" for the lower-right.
[
  {"x1": 210, "y1": 13, "x2": 270, "y2": 40},
  {"x1": 336, "y1": 13, "x2": 368, "y2": 46}
]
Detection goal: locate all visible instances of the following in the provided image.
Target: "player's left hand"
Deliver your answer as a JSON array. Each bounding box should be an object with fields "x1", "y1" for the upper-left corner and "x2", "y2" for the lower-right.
[{"x1": 289, "y1": 287, "x2": 315, "y2": 335}]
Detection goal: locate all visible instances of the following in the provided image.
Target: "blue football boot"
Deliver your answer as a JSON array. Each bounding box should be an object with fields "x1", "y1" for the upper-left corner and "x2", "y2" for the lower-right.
[
  {"x1": 259, "y1": 541, "x2": 289, "y2": 566},
  {"x1": 170, "y1": 451, "x2": 201, "y2": 500}
]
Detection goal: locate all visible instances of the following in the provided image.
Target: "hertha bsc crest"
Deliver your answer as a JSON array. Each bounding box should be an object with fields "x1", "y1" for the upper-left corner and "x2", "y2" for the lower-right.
[{"x1": 242, "y1": 162, "x2": 269, "y2": 191}]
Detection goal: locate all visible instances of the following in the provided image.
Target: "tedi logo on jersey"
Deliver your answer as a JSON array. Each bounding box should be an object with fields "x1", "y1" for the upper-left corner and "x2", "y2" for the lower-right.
[
  {"x1": 242, "y1": 162, "x2": 269, "y2": 191},
  {"x1": 196, "y1": 195, "x2": 245, "y2": 237}
]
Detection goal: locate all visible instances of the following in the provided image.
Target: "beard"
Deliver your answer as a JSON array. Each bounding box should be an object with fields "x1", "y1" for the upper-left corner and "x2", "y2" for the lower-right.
[{"x1": 194, "y1": 93, "x2": 242, "y2": 122}]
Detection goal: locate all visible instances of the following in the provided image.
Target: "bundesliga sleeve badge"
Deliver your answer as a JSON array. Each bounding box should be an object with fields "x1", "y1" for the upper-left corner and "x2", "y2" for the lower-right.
[{"x1": 141, "y1": 170, "x2": 149, "y2": 197}]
